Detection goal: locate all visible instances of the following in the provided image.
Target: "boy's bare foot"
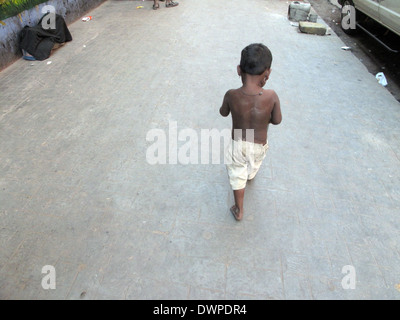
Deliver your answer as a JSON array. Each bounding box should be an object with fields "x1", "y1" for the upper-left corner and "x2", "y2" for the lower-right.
[{"x1": 230, "y1": 205, "x2": 243, "y2": 221}]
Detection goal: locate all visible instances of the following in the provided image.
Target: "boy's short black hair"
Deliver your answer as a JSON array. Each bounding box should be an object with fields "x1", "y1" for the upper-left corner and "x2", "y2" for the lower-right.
[{"x1": 240, "y1": 43, "x2": 272, "y2": 75}]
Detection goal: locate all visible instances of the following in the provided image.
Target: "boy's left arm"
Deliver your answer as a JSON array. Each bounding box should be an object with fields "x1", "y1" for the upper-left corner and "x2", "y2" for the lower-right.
[
  {"x1": 269, "y1": 91, "x2": 282, "y2": 125},
  {"x1": 219, "y1": 91, "x2": 231, "y2": 117}
]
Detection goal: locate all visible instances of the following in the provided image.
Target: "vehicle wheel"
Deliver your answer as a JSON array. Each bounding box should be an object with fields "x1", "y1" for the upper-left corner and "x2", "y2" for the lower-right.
[{"x1": 341, "y1": 0, "x2": 357, "y2": 35}]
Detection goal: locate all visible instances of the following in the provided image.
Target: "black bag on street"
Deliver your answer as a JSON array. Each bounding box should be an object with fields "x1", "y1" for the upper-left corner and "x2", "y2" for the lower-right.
[{"x1": 19, "y1": 13, "x2": 72, "y2": 61}]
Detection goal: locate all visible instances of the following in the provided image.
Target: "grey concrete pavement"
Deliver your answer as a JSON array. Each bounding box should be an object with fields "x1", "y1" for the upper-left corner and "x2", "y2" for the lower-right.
[{"x1": 1, "y1": 0, "x2": 400, "y2": 299}]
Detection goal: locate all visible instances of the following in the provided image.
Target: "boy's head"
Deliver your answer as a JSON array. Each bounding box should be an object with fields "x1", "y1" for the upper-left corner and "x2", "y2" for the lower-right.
[{"x1": 239, "y1": 43, "x2": 272, "y2": 76}]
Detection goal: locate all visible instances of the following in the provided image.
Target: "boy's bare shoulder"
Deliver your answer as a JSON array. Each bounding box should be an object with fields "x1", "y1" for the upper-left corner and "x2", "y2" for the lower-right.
[
  {"x1": 225, "y1": 88, "x2": 239, "y2": 96},
  {"x1": 262, "y1": 89, "x2": 279, "y2": 97},
  {"x1": 223, "y1": 89, "x2": 242, "y2": 103},
  {"x1": 261, "y1": 89, "x2": 280, "y2": 103},
  {"x1": 225, "y1": 88, "x2": 279, "y2": 104}
]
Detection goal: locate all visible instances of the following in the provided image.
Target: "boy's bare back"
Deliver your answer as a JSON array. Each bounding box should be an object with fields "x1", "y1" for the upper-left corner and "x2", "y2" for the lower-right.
[
  {"x1": 220, "y1": 88, "x2": 281, "y2": 145},
  {"x1": 220, "y1": 43, "x2": 282, "y2": 221}
]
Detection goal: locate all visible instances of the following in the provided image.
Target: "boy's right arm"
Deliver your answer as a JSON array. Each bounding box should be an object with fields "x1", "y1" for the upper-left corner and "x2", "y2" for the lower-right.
[
  {"x1": 219, "y1": 91, "x2": 231, "y2": 117},
  {"x1": 270, "y1": 91, "x2": 282, "y2": 125}
]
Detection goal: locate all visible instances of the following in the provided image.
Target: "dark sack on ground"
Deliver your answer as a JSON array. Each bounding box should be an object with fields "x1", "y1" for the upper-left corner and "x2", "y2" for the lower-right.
[{"x1": 19, "y1": 13, "x2": 72, "y2": 61}]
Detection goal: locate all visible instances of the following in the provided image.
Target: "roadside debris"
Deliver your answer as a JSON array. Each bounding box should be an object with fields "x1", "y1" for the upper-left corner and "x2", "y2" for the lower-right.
[
  {"x1": 376, "y1": 72, "x2": 388, "y2": 86},
  {"x1": 288, "y1": 1, "x2": 311, "y2": 22},
  {"x1": 299, "y1": 21, "x2": 327, "y2": 36},
  {"x1": 82, "y1": 16, "x2": 92, "y2": 22},
  {"x1": 308, "y1": 13, "x2": 318, "y2": 23},
  {"x1": 341, "y1": 46, "x2": 352, "y2": 51},
  {"x1": 288, "y1": 1, "x2": 326, "y2": 35}
]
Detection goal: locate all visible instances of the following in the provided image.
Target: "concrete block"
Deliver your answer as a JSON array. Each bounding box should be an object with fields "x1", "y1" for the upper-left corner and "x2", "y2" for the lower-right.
[
  {"x1": 299, "y1": 21, "x2": 327, "y2": 35},
  {"x1": 288, "y1": 1, "x2": 311, "y2": 22}
]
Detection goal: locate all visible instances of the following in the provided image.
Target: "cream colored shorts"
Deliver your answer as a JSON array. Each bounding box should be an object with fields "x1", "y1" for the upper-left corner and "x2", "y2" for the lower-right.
[{"x1": 225, "y1": 139, "x2": 269, "y2": 190}]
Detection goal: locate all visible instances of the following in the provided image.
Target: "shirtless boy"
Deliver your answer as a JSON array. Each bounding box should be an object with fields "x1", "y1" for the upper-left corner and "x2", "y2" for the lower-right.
[{"x1": 220, "y1": 43, "x2": 282, "y2": 221}]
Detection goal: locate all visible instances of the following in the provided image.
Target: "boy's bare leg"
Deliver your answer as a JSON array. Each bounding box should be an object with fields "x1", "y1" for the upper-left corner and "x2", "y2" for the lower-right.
[
  {"x1": 231, "y1": 188, "x2": 245, "y2": 221},
  {"x1": 153, "y1": 0, "x2": 159, "y2": 9}
]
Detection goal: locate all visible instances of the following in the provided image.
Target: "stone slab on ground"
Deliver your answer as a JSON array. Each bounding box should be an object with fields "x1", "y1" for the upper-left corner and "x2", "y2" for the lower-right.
[{"x1": 299, "y1": 21, "x2": 328, "y2": 35}]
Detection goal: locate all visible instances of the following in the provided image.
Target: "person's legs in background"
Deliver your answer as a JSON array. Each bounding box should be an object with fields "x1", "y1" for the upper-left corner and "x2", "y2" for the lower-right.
[{"x1": 165, "y1": 0, "x2": 179, "y2": 8}]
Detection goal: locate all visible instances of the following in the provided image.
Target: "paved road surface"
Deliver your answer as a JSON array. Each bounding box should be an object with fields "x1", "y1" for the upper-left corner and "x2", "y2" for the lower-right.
[{"x1": 1, "y1": 0, "x2": 400, "y2": 299}]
